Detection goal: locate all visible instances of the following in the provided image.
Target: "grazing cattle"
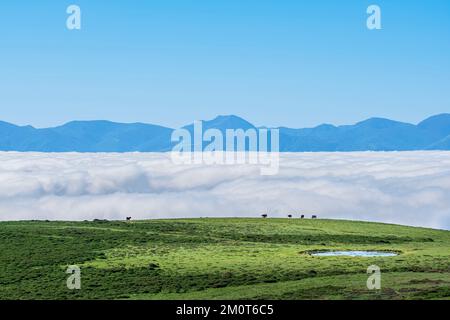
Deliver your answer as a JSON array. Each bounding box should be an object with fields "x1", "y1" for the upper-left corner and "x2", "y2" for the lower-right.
[
  {"x1": 288, "y1": 215, "x2": 292, "y2": 218},
  {"x1": 261, "y1": 214, "x2": 268, "y2": 218},
  {"x1": 126, "y1": 217, "x2": 132, "y2": 221},
  {"x1": 312, "y1": 215, "x2": 317, "y2": 219},
  {"x1": 300, "y1": 215, "x2": 305, "y2": 219}
]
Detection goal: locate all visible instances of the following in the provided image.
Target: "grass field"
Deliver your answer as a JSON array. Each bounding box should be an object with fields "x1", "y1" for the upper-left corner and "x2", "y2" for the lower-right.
[{"x1": 0, "y1": 218, "x2": 449, "y2": 300}]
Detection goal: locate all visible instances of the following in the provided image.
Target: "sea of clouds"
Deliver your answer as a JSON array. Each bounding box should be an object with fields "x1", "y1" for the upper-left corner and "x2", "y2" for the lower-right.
[{"x1": 0, "y1": 151, "x2": 449, "y2": 230}]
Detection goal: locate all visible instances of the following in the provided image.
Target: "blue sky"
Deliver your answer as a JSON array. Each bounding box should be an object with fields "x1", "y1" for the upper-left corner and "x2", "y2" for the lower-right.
[{"x1": 0, "y1": 0, "x2": 449, "y2": 128}]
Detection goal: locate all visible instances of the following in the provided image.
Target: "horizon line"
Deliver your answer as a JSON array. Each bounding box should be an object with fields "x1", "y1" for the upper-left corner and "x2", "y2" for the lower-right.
[{"x1": 2, "y1": 112, "x2": 449, "y2": 131}]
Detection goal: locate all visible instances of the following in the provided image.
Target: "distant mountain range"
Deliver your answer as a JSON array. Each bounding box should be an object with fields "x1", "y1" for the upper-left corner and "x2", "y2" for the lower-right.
[{"x1": 1, "y1": 114, "x2": 450, "y2": 152}]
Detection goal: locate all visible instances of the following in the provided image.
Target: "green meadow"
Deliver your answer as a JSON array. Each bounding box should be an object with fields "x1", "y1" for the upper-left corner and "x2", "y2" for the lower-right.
[{"x1": 0, "y1": 218, "x2": 449, "y2": 300}]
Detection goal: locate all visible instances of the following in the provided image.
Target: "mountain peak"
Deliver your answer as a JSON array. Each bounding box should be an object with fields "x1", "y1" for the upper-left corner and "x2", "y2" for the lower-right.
[
  {"x1": 355, "y1": 117, "x2": 409, "y2": 129},
  {"x1": 0, "y1": 121, "x2": 35, "y2": 130},
  {"x1": 418, "y1": 113, "x2": 450, "y2": 139},
  {"x1": 1, "y1": 113, "x2": 450, "y2": 152},
  {"x1": 418, "y1": 113, "x2": 450, "y2": 127},
  {"x1": 202, "y1": 115, "x2": 255, "y2": 130}
]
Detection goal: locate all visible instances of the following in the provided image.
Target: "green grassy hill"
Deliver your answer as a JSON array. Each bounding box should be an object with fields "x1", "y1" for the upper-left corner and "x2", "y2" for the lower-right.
[{"x1": 0, "y1": 218, "x2": 449, "y2": 300}]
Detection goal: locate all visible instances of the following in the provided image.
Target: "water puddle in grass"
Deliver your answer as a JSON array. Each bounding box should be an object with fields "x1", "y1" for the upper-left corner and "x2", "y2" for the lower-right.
[{"x1": 311, "y1": 251, "x2": 398, "y2": 257}]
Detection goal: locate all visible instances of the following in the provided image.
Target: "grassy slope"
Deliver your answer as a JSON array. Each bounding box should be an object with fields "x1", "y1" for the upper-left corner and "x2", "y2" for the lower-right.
[{"x1": 0, "y1": 218, "x2": 449, "y2": 300}]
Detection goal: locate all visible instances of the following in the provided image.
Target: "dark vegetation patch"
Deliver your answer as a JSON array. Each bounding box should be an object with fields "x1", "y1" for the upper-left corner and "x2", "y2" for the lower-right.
[{"x1": 407, "y1": 278, "x2": 447, "y2": 285}]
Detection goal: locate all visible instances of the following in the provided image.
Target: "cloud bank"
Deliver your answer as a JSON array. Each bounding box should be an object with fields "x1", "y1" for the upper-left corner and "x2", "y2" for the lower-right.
[{"x1": 0, "y1": 152, "x2": 449, "y2": 230}]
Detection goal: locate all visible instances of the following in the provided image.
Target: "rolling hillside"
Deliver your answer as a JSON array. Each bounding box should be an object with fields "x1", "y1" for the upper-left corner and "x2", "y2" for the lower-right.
[{"x1": 0, "y1": 219, "x2": 449, "y2": 300}]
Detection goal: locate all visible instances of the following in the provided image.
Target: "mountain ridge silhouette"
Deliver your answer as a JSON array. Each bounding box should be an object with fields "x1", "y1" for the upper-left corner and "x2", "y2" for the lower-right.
[{"x1": 1, "y1": 114, "x2": 449, "y2": 152}]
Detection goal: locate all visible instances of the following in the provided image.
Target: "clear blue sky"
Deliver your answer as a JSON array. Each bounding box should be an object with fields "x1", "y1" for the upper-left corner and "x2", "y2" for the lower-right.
[{"x1": 0, "y1": 0, "x2": 449, "y2": 128}]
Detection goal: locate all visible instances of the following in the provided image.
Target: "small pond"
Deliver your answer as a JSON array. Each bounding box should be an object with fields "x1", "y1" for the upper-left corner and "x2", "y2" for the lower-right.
[{"x1": 311, "y1": 251, "x2": 398, "y2": 257}]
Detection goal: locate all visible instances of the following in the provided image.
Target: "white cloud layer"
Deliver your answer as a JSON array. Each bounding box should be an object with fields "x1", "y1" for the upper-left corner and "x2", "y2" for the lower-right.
[{"x1": 0, "y1": 152, "x2": 449, "y2": 230}]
